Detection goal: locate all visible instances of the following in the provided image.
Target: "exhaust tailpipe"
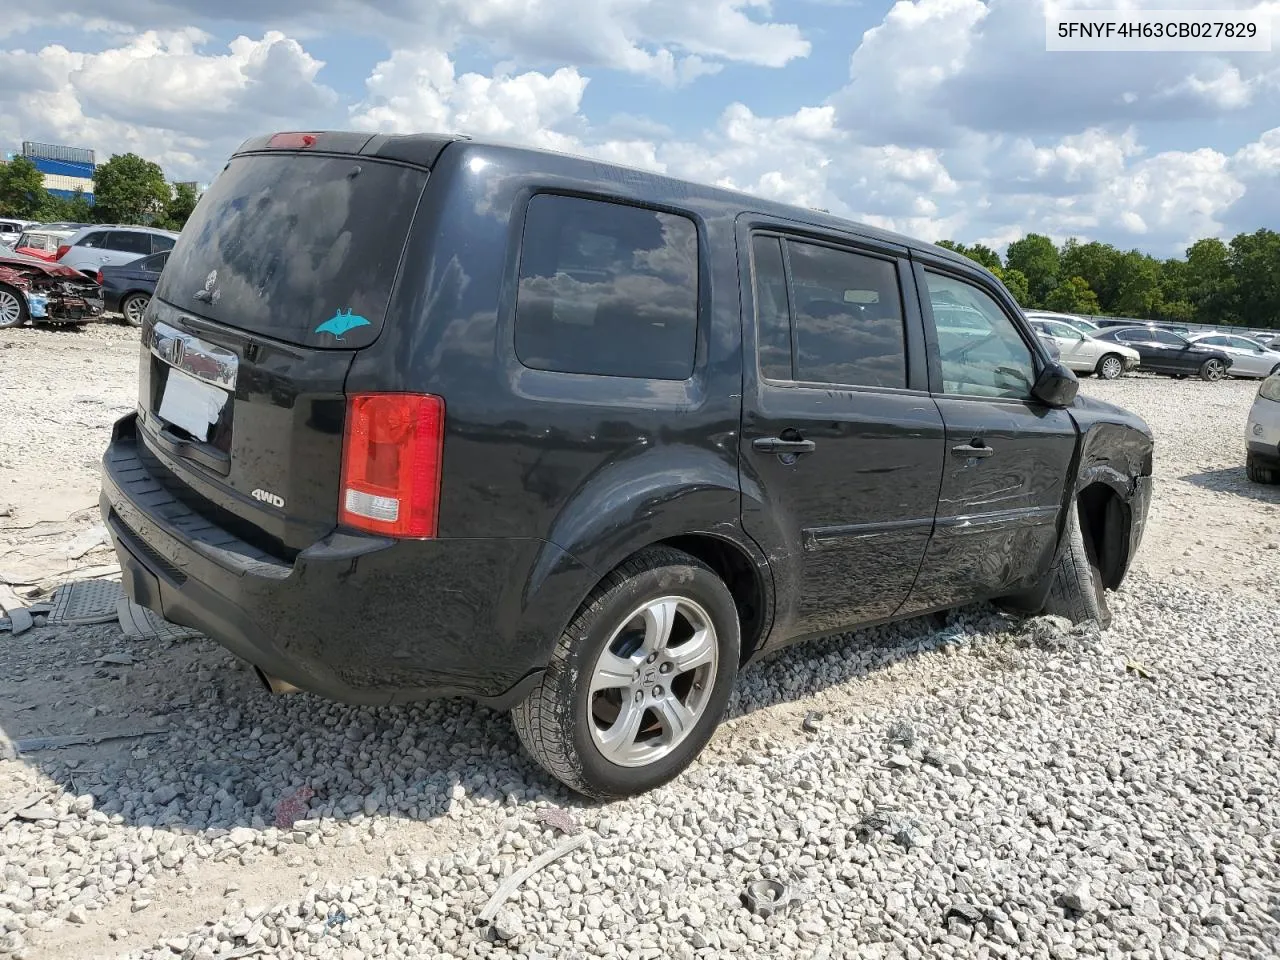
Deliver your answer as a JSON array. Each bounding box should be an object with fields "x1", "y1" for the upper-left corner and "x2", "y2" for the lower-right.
[{"x1": 255, "y1": 667, "x2": 302, "y2": 695}]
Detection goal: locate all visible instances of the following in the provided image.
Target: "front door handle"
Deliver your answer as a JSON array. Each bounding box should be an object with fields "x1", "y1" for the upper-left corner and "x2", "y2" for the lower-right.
[
  {"x1": 952, "y1": 442, "x2": 995, "y2": 459},
  {"x1": 753, "y1": 437, "x2": 816, "y2": 455}
]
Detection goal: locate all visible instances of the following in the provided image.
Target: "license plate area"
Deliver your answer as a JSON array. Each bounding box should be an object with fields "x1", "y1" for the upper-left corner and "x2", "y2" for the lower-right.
[
  {"x1": 147, "y1": 322, "x2": 239, "y2": 456},
  {"x1": 154, "y1": 365, "x2": 232, "y2": 447}
]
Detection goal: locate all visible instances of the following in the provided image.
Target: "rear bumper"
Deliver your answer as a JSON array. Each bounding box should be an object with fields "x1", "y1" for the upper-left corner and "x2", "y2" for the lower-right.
[{"x1": 100, "y1": 413, "x2": 568, "y2": 709}]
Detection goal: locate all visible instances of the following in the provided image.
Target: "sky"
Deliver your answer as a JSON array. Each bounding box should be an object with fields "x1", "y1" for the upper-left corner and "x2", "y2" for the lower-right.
[{"x1": 1, "y1": 0, "x2": 1277, "y2": 257}]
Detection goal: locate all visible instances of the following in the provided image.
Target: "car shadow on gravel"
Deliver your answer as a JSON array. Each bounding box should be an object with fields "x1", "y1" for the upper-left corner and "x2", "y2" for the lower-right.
[
  {"x1": 2, "y1": 598, "x2": 1003, "y2": 832},
  {"x1": 1183, "y1": 466, "x2": 1280, "y2": 504}
]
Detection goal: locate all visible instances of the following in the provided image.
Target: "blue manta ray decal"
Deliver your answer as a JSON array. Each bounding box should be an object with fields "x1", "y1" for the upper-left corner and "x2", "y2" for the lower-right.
[{"x1": 314, "y1": 308, "x2": 371, "y2": 340}]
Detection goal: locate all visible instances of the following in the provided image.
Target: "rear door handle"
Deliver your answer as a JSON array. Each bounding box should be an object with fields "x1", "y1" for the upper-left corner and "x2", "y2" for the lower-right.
[
  {"x1": 952, "y1": 442, "x2": 995, "y2": 459},
  {"x1": 753, "y1": 437, "x2": 816, "y2": 455}
]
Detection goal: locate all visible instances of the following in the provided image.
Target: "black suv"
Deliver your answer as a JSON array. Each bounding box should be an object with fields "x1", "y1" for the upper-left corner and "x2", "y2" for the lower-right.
[{"x1": 101, "y1": 132, "x2": 1154, "y2": 799}]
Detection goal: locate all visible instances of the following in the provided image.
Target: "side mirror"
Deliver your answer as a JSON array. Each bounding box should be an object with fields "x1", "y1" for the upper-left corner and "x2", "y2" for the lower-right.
[{"x1": 1032, "y1": 359, "x2": 1079, "y2": 407}]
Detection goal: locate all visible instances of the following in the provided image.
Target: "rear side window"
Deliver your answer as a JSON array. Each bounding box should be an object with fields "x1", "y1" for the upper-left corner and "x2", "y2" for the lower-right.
[
  {"x1": 156, "y1": 154, "x2": 428, "y2": 347},
  {"x1": 78, "y1": 231, "x2": 106, "y2": 249},
  {"x1": 514, "y1": 194, "x2": 698, "y2": 380},
  {"x1": 151, "y1": 234, "x2": 175, "y2": 253},
  {"x1": 108, "y1": 231, "x2": 153, "y2": 256},
  {"x1": 787, "y1": 241, "x2": 906, "y2": 389}
]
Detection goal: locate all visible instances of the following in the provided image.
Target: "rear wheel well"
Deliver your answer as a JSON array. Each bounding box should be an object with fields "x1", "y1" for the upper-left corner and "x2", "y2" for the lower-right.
[
  {"x1": 657, "y1": 535, "x2": 768, "y2": 665},
  {"x1": 1075, "y1": 483, "x2": 1129, "y2": 590}
]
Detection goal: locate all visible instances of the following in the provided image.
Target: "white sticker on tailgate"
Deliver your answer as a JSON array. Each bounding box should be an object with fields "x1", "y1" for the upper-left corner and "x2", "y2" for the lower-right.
[{"x1": 158, "y1": 367, "x2": 227, "y2": 442}]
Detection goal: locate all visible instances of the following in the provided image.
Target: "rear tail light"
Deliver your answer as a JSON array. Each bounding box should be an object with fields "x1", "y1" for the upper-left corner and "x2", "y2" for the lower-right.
[
  {"x1": 56, "y1": 244, "x2": 71, "y2": 260},
  {"x1": 339, "y1": 393, "x2": 445, "y2": 538},
  {"x1": 95, "y1": 270, "x2": 103, "y2": 285}
]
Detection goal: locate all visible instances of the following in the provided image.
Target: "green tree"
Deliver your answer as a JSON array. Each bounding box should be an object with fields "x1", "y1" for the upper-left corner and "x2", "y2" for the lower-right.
[
  {"x1": 0, "y1": 157, "x2": 48, "y2": 218},
  {"x1": 92, "y1": 153, "x2": 169, "y2": 225},
  {"x1": 1005, "y1": 234, "x2": 1060, "y2": 307},
  {"x1": 1184, "y1": 237, "x2": 1236, "y2": 325},
  {"x1": 1059, "y1": 239, "x2": 1121, "y2": 311},
  {"x1": 1045, "y1": 276, "x2": 1101, "y2": 315},
  {"x1": 158, "y1": 183, "x2": 198, "y2": 231},
  {"x1": 936, "y1": 240, "x2": 1003, "y2": 273},
  {"x1": 1109, "y1": 250, "x2": 1164, "y2": 318},
  {"x1": 1002, "y1": 268, "x2": 1030, "y2": 306},
  {"x1": 1228, "y1": 229, "x2": 1280, "y2": 329},
  {"x1": 38, "y1": 187, "x2": 94, "y2": 224}
]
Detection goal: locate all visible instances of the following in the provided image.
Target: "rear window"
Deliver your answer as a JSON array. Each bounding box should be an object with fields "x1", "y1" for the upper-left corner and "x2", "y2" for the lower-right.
[{"x1": 156, "y1": 153, "x2": 428, "y2": 347}]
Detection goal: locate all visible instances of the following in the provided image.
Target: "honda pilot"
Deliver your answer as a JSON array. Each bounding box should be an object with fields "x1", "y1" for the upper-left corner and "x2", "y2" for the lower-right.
[{"x1": 101, "y1": 131, "x2": 1154, "y2": 799}]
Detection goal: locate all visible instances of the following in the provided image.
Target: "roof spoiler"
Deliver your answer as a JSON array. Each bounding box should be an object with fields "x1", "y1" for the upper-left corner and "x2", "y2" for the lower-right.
[{"x1": 232, "y1": 131, "x2": 470, "y2": 169}]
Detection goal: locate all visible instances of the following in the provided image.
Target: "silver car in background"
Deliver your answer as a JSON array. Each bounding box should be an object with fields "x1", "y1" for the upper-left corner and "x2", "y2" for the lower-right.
[
  {"x1": 1030, "y1": 317, "x2": 1141, "y2": 380},
  {"x1": 1246, "y1": 374, "x2": 1280, "y2": 484},
  {"x1": 1189, "y1": 333, "x2": 1280, "y2": 379}
]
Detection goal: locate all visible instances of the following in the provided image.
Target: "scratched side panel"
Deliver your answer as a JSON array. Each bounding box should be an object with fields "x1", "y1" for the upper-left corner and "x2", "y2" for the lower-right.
[{"x1": 900, "y1": 396, "x2": 1078, "y2": 613}]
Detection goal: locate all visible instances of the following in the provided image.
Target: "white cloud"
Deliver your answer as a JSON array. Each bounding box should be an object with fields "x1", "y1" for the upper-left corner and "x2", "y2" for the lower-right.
[
  {"x1": 0, "y1": 30, "x2": 338, "y2": 180},
  {"x1": 21, "y1": 0, "x2": 809, "y2": 84}
]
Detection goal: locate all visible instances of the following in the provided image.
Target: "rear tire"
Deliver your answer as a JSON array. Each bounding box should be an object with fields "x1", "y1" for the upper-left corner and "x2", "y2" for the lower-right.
[
  {"x1": 121, "y1": 292, "x2": 150, "y2": 327},
  {"x1": 0, "y1": 283, "x2": 28, "y2": 328},
  {"x1": 511, "y1": 547, "x2": 740, "y2": 800},
  {"x1": 1041, "y1": 500, "x2": 1112, "y2": 629},
  {"x1": 1199, "y1": 358, "x2": 1226, "y2": 382},
  {"x1": 1096, "y1": 354, "x2": 1125, "y2": 380},
  {"x1": 1247, "y1": 453, "x2": 1280, "y2": 485}
]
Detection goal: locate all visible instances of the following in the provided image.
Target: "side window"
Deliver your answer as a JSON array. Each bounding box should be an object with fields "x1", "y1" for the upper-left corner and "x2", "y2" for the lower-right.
[
  {"x1": 108, "y1": 232, "x2": 153, "y2": 256},
  {"x1": 151, "y1": 234, "x2": 175, "y2": 253},
  {"x1": 786, "y1": 240, "x2": 907, "y2": 389},
  {"x1": 514, "y1": 194, "x2": 698, "y2": 381},
  {"x1": 751, "y1": 236, "x2": 792, "y2": 380},
  {"x1": 925, "y1": 270, "x2": 1036, "y2": 400},
  {"x1": 78, "y1": 231, "x2": 105, "y2": 249}
]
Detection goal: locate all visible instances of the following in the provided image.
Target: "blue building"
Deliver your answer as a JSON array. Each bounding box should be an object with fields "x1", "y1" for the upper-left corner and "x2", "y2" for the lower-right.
[{"x1": 22, "y1": 141, "x2": 95, "y2": 201}]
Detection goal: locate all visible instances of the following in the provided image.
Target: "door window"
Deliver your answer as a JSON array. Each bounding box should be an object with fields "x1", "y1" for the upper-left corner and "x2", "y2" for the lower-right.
[
  {"x1": 787, "y1": 241, "x2": 907, "y2": 389},
  {"x1": 925, "y1": 270, "x2": 1036, "y2": 400},
  {"x1": 1146, "y1": 329, "x2": 1186, "y2": 346},
  {"x1": 106, "y1": 231, "x2": 154, "y2": 256},
  {"x1": 151, "y1": 234, "x2": 176, "y2": 253}
]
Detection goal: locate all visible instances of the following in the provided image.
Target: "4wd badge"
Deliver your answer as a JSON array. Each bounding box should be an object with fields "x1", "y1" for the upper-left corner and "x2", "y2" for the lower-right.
[{"x1": 251, "y1": 488, "x2": 285, "y2": 509}]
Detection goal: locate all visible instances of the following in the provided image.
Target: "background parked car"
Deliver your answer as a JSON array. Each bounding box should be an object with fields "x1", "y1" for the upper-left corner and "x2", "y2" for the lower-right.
[
  {"x1": 0, "y1": 218, "x2": 35, "y2": 250},
  {"x1": 1246, "y1": 374, "x2": 1280, "y2": 484},
  {"x1": 1189, "y1": 333, "x2": 1280, "y2": 379},
  {"x1": 14, "y1": 228, "x2": 77, "y2": 262},
  {"x1": 56, "y1": 225, "x2": 179, "y2": 278},
  {"x1": 1030, "y1": 317, "x2": 1141, "y2": 379},
  {"x1": 98, "y1": 251, "x2": 168, "y2": 325},
  {"x1": 1093, "y1": 325, "x2": 1234, "y2": 381},
  {"x1": 1024, "y1": 309, "x2": 1101, "y2": 335}
]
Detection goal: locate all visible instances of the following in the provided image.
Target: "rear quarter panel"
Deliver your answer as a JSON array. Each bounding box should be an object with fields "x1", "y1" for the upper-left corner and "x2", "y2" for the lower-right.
[{"x1": 343, "y1": 144, "x2": 752, "y2": 662}]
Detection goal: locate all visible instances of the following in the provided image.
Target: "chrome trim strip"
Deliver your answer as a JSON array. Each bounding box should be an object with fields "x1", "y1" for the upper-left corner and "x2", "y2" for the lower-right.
[
  {"x1": 803, "y1": 516, "x2": 934, "y2": 551},
  {"x1": 150, "y1": 320, "x2": 238, "y2": 389}
]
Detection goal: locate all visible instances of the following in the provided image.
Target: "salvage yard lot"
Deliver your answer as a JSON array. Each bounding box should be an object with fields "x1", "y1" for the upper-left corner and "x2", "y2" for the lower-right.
[{"x1": 2, "y1": 323, "x2": 1279, "y2": 960}]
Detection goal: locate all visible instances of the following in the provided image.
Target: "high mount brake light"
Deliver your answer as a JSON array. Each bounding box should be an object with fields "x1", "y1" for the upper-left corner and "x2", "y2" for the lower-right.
[
  {"x1": 339, "y1": 393, "x2": 445, "y2": 538},
  {"x1": 268, "y1": 133, "x2": 318, "y2": 149}
]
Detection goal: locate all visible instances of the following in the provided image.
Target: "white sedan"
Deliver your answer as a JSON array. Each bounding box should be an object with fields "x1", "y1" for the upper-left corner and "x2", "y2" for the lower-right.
[
  {"x1": 1246, "y1": 374, "x2": 1280, "y2": 484},
  {"x1": 1029, "y1": 318, "x2": 1142, "y2": 380},
  {"x1": 1188, "y1": 333, "x2": 1280, "y2": 379}
]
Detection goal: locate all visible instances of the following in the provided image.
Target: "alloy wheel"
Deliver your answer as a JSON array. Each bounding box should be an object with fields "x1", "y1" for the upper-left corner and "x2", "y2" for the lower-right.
[
  {"x1": 1100, "y1": 356, "x2": 1122, "y2": 380},
  {"x1": 587, "y1": 596, "x2": 719, "y2": 768},
  {"x1": 0, "y1": 287, "x2": 23, "y2": 328}
]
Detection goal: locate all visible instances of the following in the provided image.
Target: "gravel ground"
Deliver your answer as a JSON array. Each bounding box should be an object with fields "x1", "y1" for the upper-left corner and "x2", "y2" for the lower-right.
[{"x1": 2, "y1": 327, "x2": 1279, "y2": 960}]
